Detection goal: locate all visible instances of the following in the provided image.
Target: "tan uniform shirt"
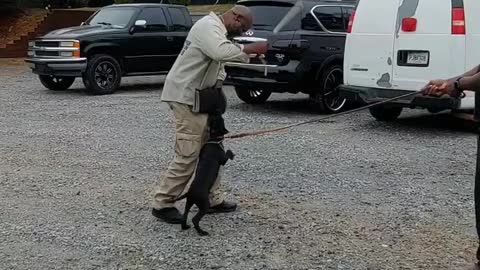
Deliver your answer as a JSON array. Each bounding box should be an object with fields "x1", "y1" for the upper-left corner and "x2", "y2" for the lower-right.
[{"x1": 161, "y1": 12, "x2": 250, "y2": 106}]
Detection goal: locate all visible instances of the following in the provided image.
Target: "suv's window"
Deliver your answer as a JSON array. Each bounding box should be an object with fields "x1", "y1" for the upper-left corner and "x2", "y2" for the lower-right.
[
  {"x1": 88, "y1": 7, "x2": 136, "y2": 28},
  {"x1": 137, "y1": 7, "x2": 168, "y2": 31},
  {"x1": 168, "y1": 7, "x2": 189, "y2": 31},
  {"x1": 313, "y1": 6, "x2": 345, "y2": 32},
  {"x1": 301, "y1": 13, "x2": 321, "y2": 31},
  {"x1": 242, "y1": 3, "x2": 299, "y2": 31}
]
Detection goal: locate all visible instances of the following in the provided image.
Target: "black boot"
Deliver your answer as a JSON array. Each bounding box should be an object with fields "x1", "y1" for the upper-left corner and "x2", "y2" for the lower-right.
[
  {"x1": 207, "y1": 201, "x2": 237, "y2": 214},
  {"x1": 152, "y1": 207, "x2": 183, "y2": 224}
]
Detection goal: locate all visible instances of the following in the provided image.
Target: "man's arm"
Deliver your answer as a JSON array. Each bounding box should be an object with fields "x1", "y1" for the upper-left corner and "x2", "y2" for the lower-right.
[
  {"x1": 423, "y1": 65, "x2": 480, "y2": 96},
  {"x1": 198, "y1": 21, "x2": 250, "y2": 63},
  {"x1": 458, "y1": 71, "x2": 480, "y2": 92},
  {"x1": 448, "y1": 65, "x2": 480, "y2": 83}
]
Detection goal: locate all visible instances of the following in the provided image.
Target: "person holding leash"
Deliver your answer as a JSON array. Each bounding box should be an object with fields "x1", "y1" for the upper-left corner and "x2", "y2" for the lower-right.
[
  {"x1": 422, "y1": 65, "x2": 480, "y2": 270},
  {"x1": 151, "y1": 5, "x2": 268, "y2": 224},
  {"x1": 422, "y1": 65, "x2": 480, "y2": 97}
]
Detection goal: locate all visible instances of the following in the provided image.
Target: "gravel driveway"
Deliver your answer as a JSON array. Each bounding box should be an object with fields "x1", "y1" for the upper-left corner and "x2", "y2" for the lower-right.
[{"x1": 0, "y1": 61, "x2": 478, "y2": 270}]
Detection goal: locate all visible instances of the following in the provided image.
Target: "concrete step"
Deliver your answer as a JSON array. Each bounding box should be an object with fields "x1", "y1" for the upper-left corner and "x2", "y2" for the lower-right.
[{"x1": 1, "y1": 9, "x2": 94, "y2": 58}]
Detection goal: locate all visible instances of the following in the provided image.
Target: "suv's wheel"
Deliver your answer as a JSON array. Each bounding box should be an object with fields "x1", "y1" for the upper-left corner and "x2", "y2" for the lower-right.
[
  {"x1": 234, "y1": 87, "x2": 272, "y2": 104},
  {"x1": 39, "y1": 75, "x2": 75, "y2": 91},
  {"x1": 310, "y1": 65, "x2": 347, "y2": 114},
  {"x1": 83, "y1": 54, "x2": 122, "y2": 95},
  {"x1": 369, "y1": 105, "x2": 403, "y2": 121}
]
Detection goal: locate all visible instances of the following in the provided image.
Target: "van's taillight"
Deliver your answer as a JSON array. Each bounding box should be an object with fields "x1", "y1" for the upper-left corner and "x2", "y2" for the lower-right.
[
  {"x1": 401, "y1": 18, "x2": 417, "y2": 32},
  {"x1": 452, "y1": 8, "x2": 465, "y2": 35},
  {"x1": 347, "y1": 10, "x2": 356, "y2": 33}
]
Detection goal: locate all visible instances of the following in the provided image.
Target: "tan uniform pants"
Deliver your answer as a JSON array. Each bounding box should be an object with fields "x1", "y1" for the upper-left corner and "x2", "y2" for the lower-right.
[{"x1": 152, "y1": 101, "x2": 224, "y2": 209}]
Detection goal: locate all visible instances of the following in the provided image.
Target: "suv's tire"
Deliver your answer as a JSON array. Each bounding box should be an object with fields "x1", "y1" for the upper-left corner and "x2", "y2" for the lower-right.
[
  {"x1": 310, "y1": 65, "x2": 347, "y2": 114},
  {"x1": 39, "y1": 75, "x2": 75, "y2": 91},
  {"x1": 83, "y1": 54, "x2": 122, "y2": 95},
  {"x1": 234, "y1": 87, "x2": 272, "y2": 104},
  {"x1": 369, "y1": 105, "x2": 403, "y2": 121}
]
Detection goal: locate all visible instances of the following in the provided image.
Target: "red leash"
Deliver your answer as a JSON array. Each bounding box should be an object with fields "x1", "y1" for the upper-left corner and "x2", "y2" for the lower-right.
[{"x1": 224, "y1": 90, "x2": 424, "y2": 140}]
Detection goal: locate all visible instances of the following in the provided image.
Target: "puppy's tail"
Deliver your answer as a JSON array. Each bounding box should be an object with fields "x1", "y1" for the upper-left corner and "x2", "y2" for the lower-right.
[{"x1": 165, "y1": 194, "x2": 187, "y2": 203}]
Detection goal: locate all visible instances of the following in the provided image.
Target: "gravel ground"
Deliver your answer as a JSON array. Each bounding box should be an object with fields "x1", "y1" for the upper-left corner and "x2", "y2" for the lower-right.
[{"x1": 1, "y1": 61, "x2": 479, "y2": 270}]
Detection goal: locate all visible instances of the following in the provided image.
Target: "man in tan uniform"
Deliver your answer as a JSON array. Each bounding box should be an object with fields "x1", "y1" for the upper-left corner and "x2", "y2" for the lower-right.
[{"x1": 152, "y1": 5, "x2": 268, "y2": 224}]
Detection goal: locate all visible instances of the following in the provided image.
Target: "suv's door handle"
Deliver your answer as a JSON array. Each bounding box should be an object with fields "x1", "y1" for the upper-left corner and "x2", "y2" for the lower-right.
[
  {"x1": 167, "y1": 36, "x2": 174, "y2": 42},
  {"x1": 320, "y1": 46, "x2": 339, "y2": 51}
]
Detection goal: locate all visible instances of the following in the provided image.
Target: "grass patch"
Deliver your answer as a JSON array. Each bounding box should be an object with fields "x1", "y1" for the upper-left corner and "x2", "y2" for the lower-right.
[
  {"x1": 58, "y1": 4, "x2": 232, "y2": 14},
  {"x1": 188, "y1": 4, "x2": 232, "y2": 13}
]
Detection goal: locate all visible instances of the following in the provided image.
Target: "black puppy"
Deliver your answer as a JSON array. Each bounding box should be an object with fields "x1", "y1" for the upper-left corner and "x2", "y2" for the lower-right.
[{"x1": 170, "y1": 114, "x2": 235, "y2": 236}]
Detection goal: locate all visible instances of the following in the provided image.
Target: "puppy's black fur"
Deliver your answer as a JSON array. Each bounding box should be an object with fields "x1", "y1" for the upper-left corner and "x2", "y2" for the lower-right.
[{"x1": 170, "y1": 114, "x2": 234, "y2": 236}]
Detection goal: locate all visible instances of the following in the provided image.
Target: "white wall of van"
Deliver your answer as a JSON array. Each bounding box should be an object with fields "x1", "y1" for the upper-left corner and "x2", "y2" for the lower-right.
[{"x1": 342, "y1": 0, "x2": 478, "y2": 116}]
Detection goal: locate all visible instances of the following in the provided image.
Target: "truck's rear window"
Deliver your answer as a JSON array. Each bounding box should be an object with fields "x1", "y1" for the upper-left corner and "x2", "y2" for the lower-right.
[
  {"x1": 243, "y1": 3, "x2": 298, "y2": 31},
  {"x1": 88, "y1": 8, "x2": 136, "y2": 28}
]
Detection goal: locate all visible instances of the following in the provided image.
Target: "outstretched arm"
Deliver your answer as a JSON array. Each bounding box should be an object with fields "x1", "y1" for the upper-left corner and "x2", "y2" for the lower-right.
[{"x1": 423, "y1": 65, "x2": 480, "y2": 96}]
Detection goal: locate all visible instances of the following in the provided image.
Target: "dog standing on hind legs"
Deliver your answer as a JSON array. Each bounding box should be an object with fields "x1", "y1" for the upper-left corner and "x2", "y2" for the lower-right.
[{"x1": 169, "y1": 114, "x2": 235, "y2": 236}]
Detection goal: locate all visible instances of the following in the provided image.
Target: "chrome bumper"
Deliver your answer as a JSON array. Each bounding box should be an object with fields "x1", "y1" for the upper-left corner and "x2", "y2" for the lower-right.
[
  {"x1": 25, "y1": 57, "x2": 87, "y2": 63},
  {"x1": 25, "y1": 57, "x2": 87, "y2": 77}
]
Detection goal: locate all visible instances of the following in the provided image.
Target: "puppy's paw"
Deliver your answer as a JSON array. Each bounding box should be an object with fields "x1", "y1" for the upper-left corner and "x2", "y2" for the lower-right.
[{"x1": 226, "y1": 150, "x2": 235, "y2": 160}]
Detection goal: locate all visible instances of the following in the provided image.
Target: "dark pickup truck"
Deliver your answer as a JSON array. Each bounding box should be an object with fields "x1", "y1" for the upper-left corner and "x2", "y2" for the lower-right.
[{"x1": 26, "y1": 4, "x2": 192, "y2": 95}]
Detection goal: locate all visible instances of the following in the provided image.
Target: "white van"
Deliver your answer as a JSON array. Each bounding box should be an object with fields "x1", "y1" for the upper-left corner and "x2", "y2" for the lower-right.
[{"x1": 339, "y1": 0, "x2": 479, "y2": 121}]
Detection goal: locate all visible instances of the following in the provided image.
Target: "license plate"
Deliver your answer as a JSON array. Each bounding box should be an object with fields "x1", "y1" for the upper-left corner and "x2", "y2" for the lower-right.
[
  {"x1": 407, "y1": 52, "x2": 429, "y2": 65},
  {"x1": 36, "y1": 64, "x2": 48, "y2": 72}
]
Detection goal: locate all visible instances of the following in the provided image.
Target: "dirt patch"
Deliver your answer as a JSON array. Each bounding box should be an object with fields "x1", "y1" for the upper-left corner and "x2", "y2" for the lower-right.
[{"x1": 0, "y1": 58, "x2": 27, "y2": 66}]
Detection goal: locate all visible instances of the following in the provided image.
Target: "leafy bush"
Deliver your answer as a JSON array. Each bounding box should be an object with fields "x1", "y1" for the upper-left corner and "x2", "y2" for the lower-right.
[
  {"x1": 88, "y1": 0, "x2": 114, "y2": 7},
  {"x1": 172, "y1": 0, "x2": 191, "y2": 5},
  {"x1": 68, "y1": 0, "x2": 89, "y2": 7},
  {"x1": 112, "y1": 0, "x2": 192, "y2": 5}
]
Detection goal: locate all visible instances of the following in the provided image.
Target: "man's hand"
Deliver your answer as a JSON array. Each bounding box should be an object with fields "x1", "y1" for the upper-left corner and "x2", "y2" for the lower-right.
[
  {"x1": 243, "y1": 42, "x2": 268, "y2": 55},
  {"x1": 422, "y1": 79, "x2": 455, "y2": 97},
  {"x1": 215, "y1": 80, "x2": 224, "y2": 89}
]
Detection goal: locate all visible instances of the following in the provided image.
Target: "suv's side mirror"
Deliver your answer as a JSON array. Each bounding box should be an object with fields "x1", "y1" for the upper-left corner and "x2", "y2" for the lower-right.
[
  {"x1": 130, "y1": 20, "x2": 147, "y2": 33},
  {"x1": 135, "y1": 20, "x2": 147, "y2": 28}
]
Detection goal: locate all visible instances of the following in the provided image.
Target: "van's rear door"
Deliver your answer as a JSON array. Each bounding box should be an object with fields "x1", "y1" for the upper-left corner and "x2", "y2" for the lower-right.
[
  {"x1": 392, "y1": 0, "x2": 466, "y2": 91},
  {"x1": 343, "y1": 0, "x2": 400, "y2": 88}
]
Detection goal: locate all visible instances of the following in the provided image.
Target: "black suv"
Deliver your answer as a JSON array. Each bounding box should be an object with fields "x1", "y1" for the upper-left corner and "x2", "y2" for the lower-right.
[
  {"x1": 26, "y1": 4, "x2": 192, "y2": 95},
  {"x1": 225, "y1": 0, "x2": 355, "y2": 113}
]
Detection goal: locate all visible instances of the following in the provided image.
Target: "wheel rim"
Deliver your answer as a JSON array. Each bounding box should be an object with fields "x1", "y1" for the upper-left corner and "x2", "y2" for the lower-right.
[
  {"x1": 94, "y1": 61, "x2": 115, "y2": 89},
  {"x1": 49, "y1": 76, "x2": 67, "y2": 85},
  {"x1": 249, "y1": 89, "x2": 264, "y2": 98},
  {"x1": 323, "y1": 68, "x2": 346, "y2": 112}
]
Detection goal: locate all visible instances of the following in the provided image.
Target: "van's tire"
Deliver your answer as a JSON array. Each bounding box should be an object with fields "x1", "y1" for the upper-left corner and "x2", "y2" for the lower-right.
[
  {"x1": 369, "y1": 105, "x2": 403, "y2": 121},
  {"x1": 83, "y1": 54, "x2": 122, "y2": 95},
  {"x1": 234, "y1": 86, "x2": 272, "y2": 104},
  {"x1": 310, "y1": 65, "x2": 347, "y2": 114},
  {"x1": 39, "y1": 75, "x2": 75, "y2": 91}
]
